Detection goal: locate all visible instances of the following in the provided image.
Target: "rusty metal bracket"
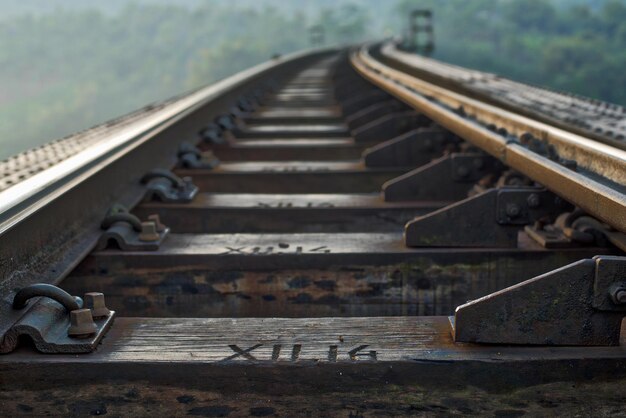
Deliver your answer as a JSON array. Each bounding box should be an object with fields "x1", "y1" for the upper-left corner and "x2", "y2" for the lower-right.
[
  {"x1": 404, "y1": 187, "x2": 571, "y2": 247},
  {"x1": 363, "y1": 127, "x2": 459, "y2": 168},
  {"x1": 141, "y1": 169, "x2": 198, "y2": 203},
  {"x1": 345, "y1": 99, "x2": 409, "y2": 130},
  {"x1": 97, "y1": 209, "x2": 169, "y2": 251},
  {"x1": 338, "y1": 89, "x2": 389, "y2": 116},
  {"x1": 451, "y1": 256, "x2": 626, "y2": 346},
  {"x1": 198, "y1": 111, "x2": 242, "y2": 144},
  {"x1": 177, "y1": 142, "x2": 220, "y2": 169},
  {"x1": 215, "y1": 113, "x2": 238, "y2": 132},
  {"x1": 199, "y1": 122, "x2": 227, "y2": 145},
  {"x1": 525, "y1": 210, "x2": 626, "y2": 252},
  {"x1": 231, "y1": 96, "x2": 257, "y2": 116},
  {"x1": 352, "y1": 111, "x2": 431, "y2": 143},
  {"x1": 383, "y1": 152, "x2": 500, "y2": 202},
  {"x1": 1, "y1": 284, "x2": 115, "y2": 354}
]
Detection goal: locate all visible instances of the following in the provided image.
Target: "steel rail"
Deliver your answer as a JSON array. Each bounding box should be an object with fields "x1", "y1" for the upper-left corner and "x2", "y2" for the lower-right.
[
  {"x1": 378, "y1": 42, "x2": 626, "y2": 151},
  {"x1": 0, "y1": 46, "x2": 335, "y2": 343},
  {"x1": 351, "y1": 45, "x2": 626, "y2": 233},
  {"x1": 0, "y1": 47, "x2": 334, "y2": 235}
]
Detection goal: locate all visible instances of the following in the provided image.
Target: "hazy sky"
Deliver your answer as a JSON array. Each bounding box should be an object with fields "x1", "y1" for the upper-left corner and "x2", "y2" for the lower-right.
[{"x1": 1, "y1": 0, "x2": 622, "y2": 159}]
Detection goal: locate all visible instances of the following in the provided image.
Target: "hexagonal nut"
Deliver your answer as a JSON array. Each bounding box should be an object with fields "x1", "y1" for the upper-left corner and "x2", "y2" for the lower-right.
[
  {"x1": 527, "y1": 193, "x2": 541, "y2": 209},
  {"x1": 609, "y1": 284, "x2": 626, "y2": 305},
  {"x1": 139, "y1": 221, "x2": 160, "y2": 242},
  {"x1": 505, "y1": 203, "x2": 521, "y2": 218},
  {"x1": 83, "y1": 292, "x2": 111, "y2": 318},
  {"x1": 148, "y1": 214, "x2": 167, "y2": 232},
  {"x1": 68, "y1": 309, "x2": 98, "y2": 338}
]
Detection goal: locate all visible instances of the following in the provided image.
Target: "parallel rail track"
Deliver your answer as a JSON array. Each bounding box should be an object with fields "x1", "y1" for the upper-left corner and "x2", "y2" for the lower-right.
[{"x1": 0, "y1": 43, "x2": 625, "y2": 415}]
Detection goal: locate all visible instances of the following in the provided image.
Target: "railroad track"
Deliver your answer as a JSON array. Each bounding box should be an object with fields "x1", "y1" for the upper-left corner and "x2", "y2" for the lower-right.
[{"x1": 0, "y1": 43, "x2": 625, "y2": 415}]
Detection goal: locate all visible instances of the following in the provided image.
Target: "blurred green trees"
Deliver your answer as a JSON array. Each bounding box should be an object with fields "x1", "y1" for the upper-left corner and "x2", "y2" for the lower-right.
[
  {"x1": 397, "y1": 0, "x2": 626, "y2": 106},
  {"x1": 0, "y1": 0, "x2": 624, "y2": 159}
]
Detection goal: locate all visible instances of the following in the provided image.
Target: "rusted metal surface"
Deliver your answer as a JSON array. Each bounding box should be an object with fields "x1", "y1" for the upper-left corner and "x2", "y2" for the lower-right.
[
  {"x1": 1, "y1": 284, "x2": 115, "y2": 354},
  {"x1": 352, "y1": 111, "x2": 431, "y2": 143},
  {"x1": 405, "y1": 187, "x2": 571, "y2": 247},
  {"x1": 363, "y1": 127, "x2": 459, "y2": 168},
  {"x1": 383, "y1": 153, "x2": 501, "y2": 202},
  {"x1": 140, "y1": 169, "x2": 198, "y2": 203},
  {"x1": 453, "y1": 256, "x2": 626, "y2": 346},
  {"x1": 352, "y1": 45, "x2": 626, "y2": 233},
  {"x1": 345, "y1": 100, "x2": 409, "y2": 129}
]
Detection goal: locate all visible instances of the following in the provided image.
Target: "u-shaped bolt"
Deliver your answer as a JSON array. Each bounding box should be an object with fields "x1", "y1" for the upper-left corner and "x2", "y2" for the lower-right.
[
  {"x1": 12, "y1": 283, "x2": 81, "y2": 311},
  {"x1": 101, "y1": 212, "x2": 143, "y2": 232},
  {"x1": 141, "y1": 169, "x2": 185, "y2": 189},
  {"x1": 13, "y1": 284, "x2": 102, "y2": 338}
]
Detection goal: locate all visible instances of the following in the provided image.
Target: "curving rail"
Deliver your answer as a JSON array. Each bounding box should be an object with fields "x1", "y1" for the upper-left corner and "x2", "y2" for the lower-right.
[
  {"x1": 379, "y1": 43, "x2": 626, "y2": 149},
  {"x1": 352, "y1": 43, "x2": 626, "y2": 234}
]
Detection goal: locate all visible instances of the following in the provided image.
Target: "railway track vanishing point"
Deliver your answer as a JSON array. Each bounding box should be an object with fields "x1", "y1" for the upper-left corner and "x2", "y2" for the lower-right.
[{"x1": 0, "y1": 42, "x2": 625, "y2": 415}]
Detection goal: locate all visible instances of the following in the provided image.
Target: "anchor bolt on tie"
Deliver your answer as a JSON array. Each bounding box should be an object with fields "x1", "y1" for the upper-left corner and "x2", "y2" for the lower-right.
[
  {"x1": 610, "y1": 284, "x2": 626, "y2": 305},
  {"x1": 83, "y1": 292, "x2": 111, "y2": 318},
  {"x1": 68, "y1": 309, "x2": 98, "y2": 338},
  {"x1": 139, "y1": 221, "x2": 160, "y2": 242},
  {"x1": 13, "y1": 283, "x2": 82, "y2": 311}
]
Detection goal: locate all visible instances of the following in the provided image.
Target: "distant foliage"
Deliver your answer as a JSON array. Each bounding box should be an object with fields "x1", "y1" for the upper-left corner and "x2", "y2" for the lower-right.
[
  {"x1": 0, "y1": 2, "x2": 372, "y2": 157},
  {"x1": 396, "y1": 0, "x2": 626, "y2": 106},
  {"x1": 0, "y1": 0, "x2": 624, "y2": 158}
]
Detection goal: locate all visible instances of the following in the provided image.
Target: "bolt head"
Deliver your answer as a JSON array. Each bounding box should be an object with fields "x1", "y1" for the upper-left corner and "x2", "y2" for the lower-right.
[
  {"x1": 139, "y1": 221, "x2": 160, "y2": 242},
  {"x1": 456, "y1": 165, "x2": 470, "y2": 178},
  {"x1": 611, "y1": 287, "x2": 626, "y2": 305},
  {"x1": 506, "y1": 203, "x2": 521, "y2": 218},
  {"x1": 473, "y1": 158, "x2": 485, "y2": 169},
  {"x1": 527, "y1": 193, "x2": 541, "y2": 208},
  {"x1": 148, "y1": 214, "x2": 166, "y2": 233},
  {"x1": 84, "y1": 292, "x2": 111, "y2": 318},
  {"x1": 68, "y1": 309, "x2": 98, "y2": 338}
]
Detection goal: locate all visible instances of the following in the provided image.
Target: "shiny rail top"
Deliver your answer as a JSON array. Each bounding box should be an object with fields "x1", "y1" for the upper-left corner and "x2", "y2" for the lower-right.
[
  {"x1": 352, "y1": 43, "x2": 626, "y2": 234},
  {"x1": 0, "y1": 47, "x2": 336, "y2": 232},
  {"x1": 380, "y1": 42, "x2": 626, "y2": 150}
]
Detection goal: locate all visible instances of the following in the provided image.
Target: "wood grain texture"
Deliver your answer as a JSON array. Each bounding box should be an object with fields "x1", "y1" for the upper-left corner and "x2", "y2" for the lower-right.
[
  {"x1": 3, "y1": 316, "x2": 625, "y2": 364},
  {"x1": 63, "y1": 245, "x2": 604, "y2": 318},
  {"x1": 175, "y1": 166, "x2": 409, "y2": 194},
  {"x1": 134, "y1": 193, "x2": 447, "y2": 233},
  {"x1": 2, "y1": 317, "x2": 625, "y2": 394}
]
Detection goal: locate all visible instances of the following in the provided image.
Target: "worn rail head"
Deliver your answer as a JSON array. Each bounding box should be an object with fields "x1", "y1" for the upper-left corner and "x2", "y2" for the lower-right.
[
  {"x1": 0, "y1": 46, "x2": 338, "y2": 346},
  {"x1": 351, "y1": 42, "x2": 626, "y2": 234}
]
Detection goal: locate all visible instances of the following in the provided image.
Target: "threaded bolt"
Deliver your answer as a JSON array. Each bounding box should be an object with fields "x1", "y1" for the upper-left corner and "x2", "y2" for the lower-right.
[
  {"x1": 68, "y1": 309, "x2": 98, "y2": 338},
  {"x1": 148, "y1": 214, "x2": 166, "y2": 232},
  {"x1": 83, "y1": 292, "x2": 111, "y2": 318},
  {"x1": 139, "y1": 221, "x2": 159, "y2": 242}
]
